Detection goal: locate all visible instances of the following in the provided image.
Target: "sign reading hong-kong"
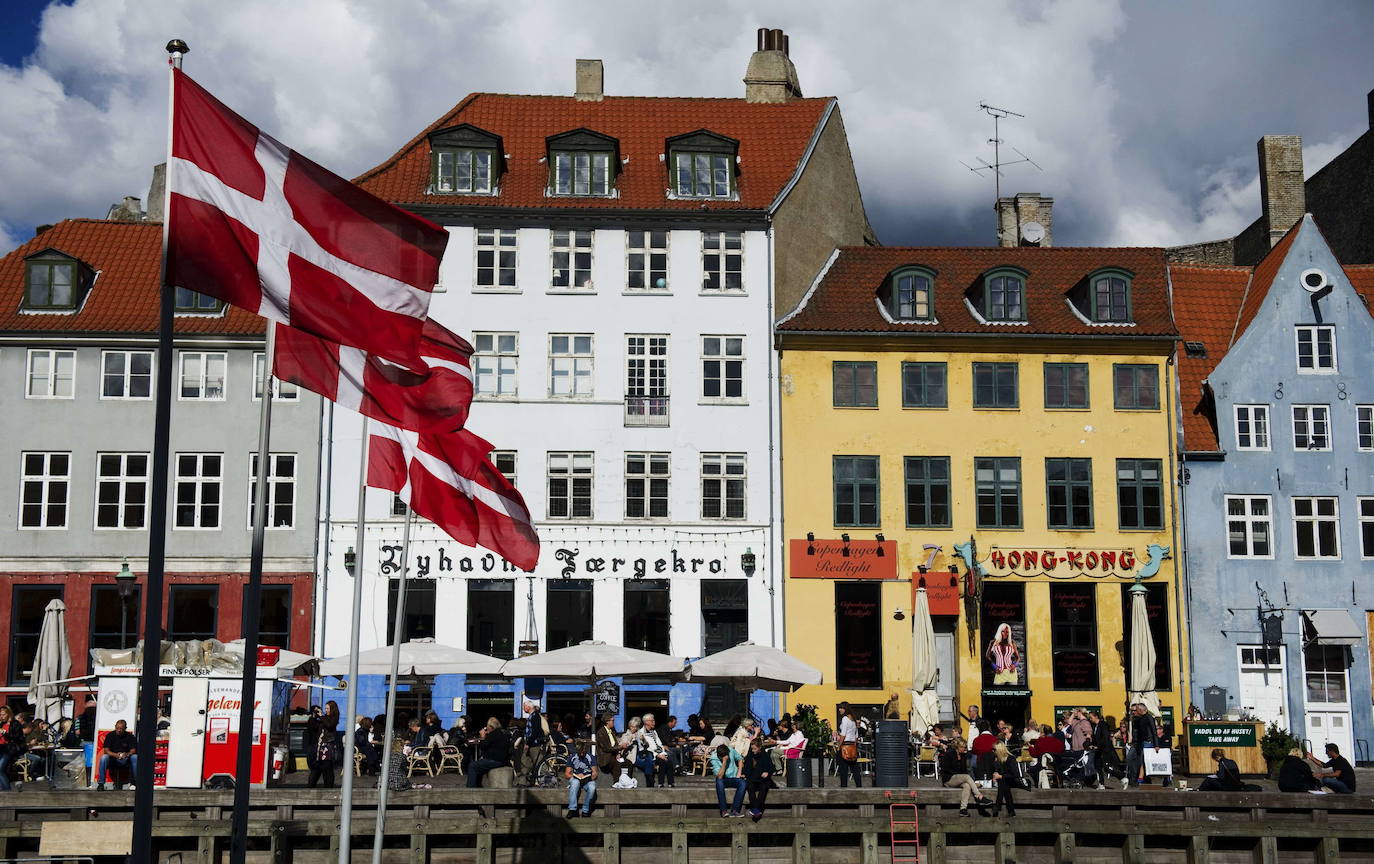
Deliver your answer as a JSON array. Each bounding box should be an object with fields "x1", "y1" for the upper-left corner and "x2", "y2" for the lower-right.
[
  {"x1": 789, "y1": 539, "x2": 898, "y2": 579},
  {"x1": 984, "y1": 546, "x2": 1139, "y2": 577}
]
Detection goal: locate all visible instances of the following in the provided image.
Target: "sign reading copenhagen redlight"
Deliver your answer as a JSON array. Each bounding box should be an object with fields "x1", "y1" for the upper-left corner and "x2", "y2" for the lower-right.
[{"x1": 789, "y1": 539, "x2": 898, "y2": 579}]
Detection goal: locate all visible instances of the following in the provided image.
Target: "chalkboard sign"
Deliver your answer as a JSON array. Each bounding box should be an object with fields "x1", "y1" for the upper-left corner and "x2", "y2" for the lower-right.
[{"x1": 592, "y1": 680, "x2": 620, "y2": 718}]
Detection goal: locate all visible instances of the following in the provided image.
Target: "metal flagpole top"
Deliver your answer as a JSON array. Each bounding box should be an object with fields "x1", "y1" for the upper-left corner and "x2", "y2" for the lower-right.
[{"x1": 166, "y1": 39, "x2": 188, "y2": 69}]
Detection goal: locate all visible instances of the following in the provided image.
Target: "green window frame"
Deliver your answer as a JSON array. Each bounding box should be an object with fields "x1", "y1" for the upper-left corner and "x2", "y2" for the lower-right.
[
  {"x1": 972, "y1": 362, "x2": 1018, "y2": 408},
  {"x1": 1113, "y1": 364, "x2": 1159, "y2": 410},
  {"x1": 432, "y1": 146, "x2": 495, "y2": 194},
  {"x1": 833, "y1": 361, "x2": 877, "y2": 407},
  {"x1": 1046, "y1": 457, "x2": 1093, "y2": 529},
  {"x1": 1044, "y1": 362, "x2": 1089, "y2": 409},
  {"x1": 1090, "y1": 271, "x2": 1132, "y2": 322},
  {"x1": 833, "y1": 455, "x2": 880, "y2": 527},
  {"x1": 24, "y1": 259, "x2": 79, "y2": 310},
  {"x1": 904, "y1": 456, "x2": 951, "y2": 528},
  {"x1": 983, "y1": 269, "x2": 1026, "y2": 321},
  {"x1": 886, "y1": 269, "x2": 934, "y2": 321},
  {"x1": 174, "y1": 287, "x2": 224, "y2": 314},
  {"x1": 673, "y1": 151, "x2": 733, "y2": 198},
  {"x1": 975, "y1": 457, "x2": 1022, "y2": 529},
  {"x1": 901, "y1": 362, "x2": 947, "y2": 408},
  {"x1": 1116, "y1": 458, "x2": 1164, "y2": 530}
]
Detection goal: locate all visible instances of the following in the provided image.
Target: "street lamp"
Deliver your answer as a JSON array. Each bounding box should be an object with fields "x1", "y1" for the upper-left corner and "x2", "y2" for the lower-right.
[
  {"x1": 740, "y1": 548, "x2": 756, "y2": 577},
  {"x1": 115, "y1": 558, "x2": 137, "y2": 649}
]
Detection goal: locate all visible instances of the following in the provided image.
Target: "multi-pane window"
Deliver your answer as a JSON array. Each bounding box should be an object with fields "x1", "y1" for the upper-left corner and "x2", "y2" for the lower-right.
[
  {"x1": 475, "y1": 228, "x2": 517, "y2": 289},
  {"x1": 973, "y1": 362, "x2": 1018, "y2": 408},
  {"x1": 1292, "y1": 497, "x2": 1339, "y2": 559},
  {"x1": 625, "y1": 452, "x2": 669, "y2": 519},
  {"x1": 1046, "y1": 458, "x2": 1093, "y2": 529},
  {"x1": 901, "y1": 362, "x2": 947, "y2": 408},
  {"x1": 1292, "y1": 405, "x2": 1331, "y2": 451},
  {"x1": 179, "y1": 351, "x2": 227, "y2": 400},
  {"x1": 1113, "y1": 364, "x2": 1159, "y2": 410},
  {"x1": 701, "y1": 336, "x2": 744, "y2": 401},
  {"x1": 1050, "y1": 584, "x2": 1099, "y2": 690},
  {"x1": 26, "y1": 349, "x2": 75, "y2": 398},
  {"x1": 1225, "y1": 495, "x2": 1272, "y2": 558},
  {"x1": 101, "y1": 350, "x2": 153, "y2": 399},
  {"x1": 95, "y1": 453, "x2": 149, "y2": 529},
  {"x1": 173, "y1": 287, "x2": 223, "y2": 314},
  {"x1": 552, "y1": 150, "x2": 611, "y2": 196},
  {"x1": 473, "y1": 332, "x2": 518, "y2": 397},
  {"x1": 904, "y1": 456, "x2": 950, "y2": 528},
  {"x1": 248, "y1": 453, "x2": 296, "y2": 529},
  {"x1": 253, "y1": 353, "x2": 299, "y2": 401},
  {"x1": 1356, "y1": 406, "x2": 1373, "y2": 451},
  {"x1": 551, "y1": 229, "x2": 593, "y2": 289},
  {"x1": 984, "y1": 272, "x2": 1025, "y2": 321},
  {"x1": 888, "y1": 270, "x2": 933, "y2": 320},
  {"x1": 10, "y1": 586, "x2": 63, "y2": 683},
  {"x1": 1234, "y1": 404, "x2": 1271, "y2": 450},
  {"x1": 1358, "y1": 498, "x2": 1374, "y2": 559},
  {"x1": 1304, "y1": 645, "x2": 1349, "y2": 705},
  {"x1": 492, "y1": 451, "x2": 517, "y2": 485},
  {"x1": 625, "y1": 335, "x2": 669, "y2": 425},
  {"x1": 549, "y1": 334, "x2": 594, "y2": 397},
  {"x1": 674, "y1": 152, "x2": 732, "y2": 198},
  {"x1": 1116, "y1": 459, "x2": 1164, "y2": 530},
  {"x1": 89, "y1": 584, "x2": 141, "y2": 662},
  {"x1": 832, "y1": 361, "x2": 877, "y2": 407},
  {"x1": 434, "y1": 147, "x2": 494, "y2": 194},
  {"x1": 1295, "y1": 326, "x2": 1336, "y2": 372},
  {"x1": 25, "y1": 259, "x2": 78, "y2": 309},
  {"x1": 627, "y1": 230, "x2": 669, "y2": 290},
  {"x1": 1043, "y1": 363, "x2": 1089, "y2": 409},
  {"x1": 701, "y1": 231, "x2": 743, "y2": 292},
  {"x1": 701, "y1": 453, "x2": 746, "y2": 520},
  {"x1": 975, "y1": 457, "x2": 1022, "y2": 529},
  {"x1": 547, "y1": 452, "x2": 593, "y2": 519},
  {"x1": 19, "y1": 452, "x2": 69, "y2": 529},
  {"x1": 174, "y1": 453, "x2": 222, "y2": 529},
  {"x1": 833, "y1": 456, "x2": 880, "y2": 527},
  {"x1": 1091, "y1": 274, "x2": 1130, "y2": 322}
]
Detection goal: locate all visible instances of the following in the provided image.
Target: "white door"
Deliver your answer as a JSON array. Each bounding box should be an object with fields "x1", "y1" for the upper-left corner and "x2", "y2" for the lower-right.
[
  {"x1": 1302, "y1": 644, "x2": 1354, "y2": 758},
  {"x1": 1305, "y1": 711, "x2": 1353, "y2": 759},
  {"x1": 1237, "y1": 645, "x2": 1286, "y2": 730},
  {"x1": 934, "y1": 630, "x2": 956, "y2": 722},
  {"x1": 166, "y1": 677, "x2": 209, "y2": 788}
]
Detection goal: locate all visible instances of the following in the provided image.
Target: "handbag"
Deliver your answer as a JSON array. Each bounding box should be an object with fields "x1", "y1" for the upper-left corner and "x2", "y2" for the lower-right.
[
  {"x1": 840, "y1": 742, "x2": 858, "y2": 761},
  {"x1": 1143, "y1": 747, "x2": 1172, "y2": 776}
]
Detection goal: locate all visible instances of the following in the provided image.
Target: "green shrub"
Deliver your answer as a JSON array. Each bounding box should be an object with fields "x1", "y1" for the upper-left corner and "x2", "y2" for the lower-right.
[
  {"x1": 793, "y1": 703, "x2": 834, "y2": 758},
  {"x1": 1260, "y1": 723, "x2": 1301, "y2": 777}
]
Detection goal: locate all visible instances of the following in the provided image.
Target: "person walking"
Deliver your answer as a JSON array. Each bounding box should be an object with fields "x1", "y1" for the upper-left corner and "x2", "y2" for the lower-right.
[
  {"x1": 742, "y1": 737, "x2": 773, "y2": 822},
  {"x1": 307, "y1": 710, "x2": 340, "y2": 789},
  {"x1": 1123, "y1": 703, "x2": 1158, "y2": 789},
  {"x1": 939, "y1": 738, "x2": 990, "y2": 817},
  {"x1": 835, "y1": 703, "x2": 861, "y2": 788},
  {"x1": 1088, "y1": 710, "x2": 1123, "y2": 784},
  {"x1": 564, "y1": 740, "x2": 598, "y2": 818},
  {"x1": 990, "y1": 742, "x2": 1018, "y2": 817},
  {"x1": 710, "y1": 743, "x2": 746, "y2": 817}
]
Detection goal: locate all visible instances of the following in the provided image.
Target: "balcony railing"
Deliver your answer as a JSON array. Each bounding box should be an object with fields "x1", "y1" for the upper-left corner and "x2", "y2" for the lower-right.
[{"x1": 624, "y1": 395, "x2": 670, "y2": 427}]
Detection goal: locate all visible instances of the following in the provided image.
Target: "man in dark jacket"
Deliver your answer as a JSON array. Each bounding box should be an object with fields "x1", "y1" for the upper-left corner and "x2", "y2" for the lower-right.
[
  {"x1": 1123, "y1": 703, "x2": 1158, "y2": 788},
  {"x1": 1198, "y1": 748, "x2": 1245, "y2": 791},
  {"x1": 742, "y1": 738, "x2": 773, "y2": 821},
  {"x1": 1088, "y1": 710, "x2": 1123, "y2": 782},
  {"x1": 467, "y1": 717, "x2": 512, "y2": 787}
]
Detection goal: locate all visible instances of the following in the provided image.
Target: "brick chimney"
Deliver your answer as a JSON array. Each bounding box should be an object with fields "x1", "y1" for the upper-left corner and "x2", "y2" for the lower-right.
[
  {"x1": 575, "y1": 59, "x2": 604, "y2": 102},
  {"x1": 995, "y1": 193, "x2": 1053, "y2": 247},
  {"x1": 744, "y1": 28, "x2": 802, "y2": 103},
  {"x1": 147, "y1": 163, "x2": 167, "y2": 222},
  {"x1": 1257, "y1": 135, "x2": 1304, "y2": 247}
]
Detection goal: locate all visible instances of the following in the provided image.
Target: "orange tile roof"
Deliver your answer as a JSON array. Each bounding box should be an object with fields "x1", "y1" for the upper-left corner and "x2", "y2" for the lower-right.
[
  {"x1": 0, "y1": 219, "x2": 264, "y2": 336},
  {"x1": 1231, "y1": 220, "x2": 1300, "y2": 341},
  {"x1": 1168, "y1": 264, "x2": 1251, "y2": 451},
  {"x1": 776, "y1": 245, "x2": 1177, "y2": 337},
  {"x1": 354, "y1": 94, "x2": 832, "y2": 212}
]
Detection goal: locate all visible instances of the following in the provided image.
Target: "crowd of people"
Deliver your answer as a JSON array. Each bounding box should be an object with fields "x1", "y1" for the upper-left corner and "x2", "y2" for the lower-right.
[{"x1": 0, "y1": 704, "x2": 86, "y2": 790}]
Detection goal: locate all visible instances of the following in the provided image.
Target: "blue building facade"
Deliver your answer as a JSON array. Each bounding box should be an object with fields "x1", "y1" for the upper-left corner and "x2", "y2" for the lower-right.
[{"x1": 1178, "y1": 216, "x2": 1374, "y2": 762}]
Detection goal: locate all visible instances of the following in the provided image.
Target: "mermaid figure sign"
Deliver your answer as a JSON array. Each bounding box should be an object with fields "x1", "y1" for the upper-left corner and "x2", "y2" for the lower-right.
[{"x1": 986, "y1": 622, "x2": 1021, "y2": 686}]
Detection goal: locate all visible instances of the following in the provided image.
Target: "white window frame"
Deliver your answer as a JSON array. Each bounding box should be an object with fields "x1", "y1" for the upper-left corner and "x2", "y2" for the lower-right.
[
  {"x1": 1292, "y1": 404, "x2": 1331, "y2": 451},
  {"x1": 1358, "y1": 497, "x2": 1374, "y2": 560},
  {"x1": 550, "y1": 229, "x2": 594, "y2": 291},
  {"x1": 701, "y1": 453, "x2": 746, "y2": 520},
  {"x1": 624, "y1": 452, "x2": 670, "y2": 519},
  {"x1": 25, "y1": 349, "x2": 75, "y2": 399},
  {"x1": 552, "y1": 151, "x2": 612, "y2": 196},
  {"x1": 1357, "y1": 405, "x2": 1373, "y2": 452},
  {"x1": 701, "y1": 231, "x2": 744, "y2": 293},
  {"x1": 547, "y1": 452, "x2": 593, "y2": 519},
  {"x1": 174, "y1": 452, "x2": 223, "y2": 530},
  {"x1": 473, "y1": 332, "x2": 518, "y2": 398},
  {"x1": 100, "y1": 350, "x2": 154, "y2": 400},
  {"x1": 1292, "y1": 496, "x2": 1340, "y2": 560},
  {"x1": 626, "y1": 230, "x2": 669, "y2": 292},
  {"x1": 1295, "y1": 325, "x2": 1336, "y2": 373},
  {"x1": 548, "y1": 334, "x2": 594, "y2": 398},
  {"x1": 1303, "y1": 644, "x2": 1351, "y2": 708},
  {"x1": 434, "y1": 147, "x2": 494, "y2": 194},
  {"x1": 474, "y1": 228, "x2": 518, "y2": 291},
  {"x1": 94, "y1": 452, "x2": 150, "y2": 530},
  {"x1": 178, "y1": 351, "x2": 227, "y2": 401},
  {"x1": 1233, "y1": 404, "x2": 1270, "y2": 451},
  {"x1": 491, "y1": 451, "x2": 517, "y2": 486},
  {"x1": 700, "y1": 335, "x2": 745, "y2": 403},
  {"x1": 247, "y1": 452, "x2": 297, "y2": 530},
  {"x1": 253, "y1": 353, "x2": 299, "y2": 401},
  {"x1": 626, "y1": 334, "x2": 669, "y2": 425},
  {"x1": 18, "y1": 451, "x2": 70, "y2": 530},
  {"x1": 1225, "y1": 494, "x2": 1274, "y2": 559}
]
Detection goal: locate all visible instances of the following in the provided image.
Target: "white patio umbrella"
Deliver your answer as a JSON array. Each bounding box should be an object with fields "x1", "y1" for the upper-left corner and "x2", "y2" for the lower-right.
[
  {"x1": 1127, "y1": 582, "x2": 1160, "y2": 716},
  {"x1": 687, "y1": 641, "x2": 822, "y2": 692},
  {"x1": 27, "y1": 598, "x2": 72, "y2": 724},
  {"x1": 908, "y1": 587, "x2": 941, "y2": 736},
  {"x1": 319, "y1": 638, "x2": 505, "y2": 677},
  {"x1": 500, "y1": 640, "x2": 684, "y2": 679}
]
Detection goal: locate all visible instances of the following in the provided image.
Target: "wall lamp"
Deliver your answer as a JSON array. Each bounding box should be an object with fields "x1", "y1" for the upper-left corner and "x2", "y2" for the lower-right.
[
  {"x1": 892, "y1": 607, "x2": 905, "y2": 621},
  {"x1": 841, "y1": 533, "x2": 850, "y2": 557},
  {"x1": 740, "y1": 548, "x2": 757, "y2": 577},
  {"x1": 806, "y1": 532, "x2": 815, "y2": 556},
  {"x1": 343, "y1": 547, "x2": 357, "y2": 575},
  {"x1": 875, "y1": 534, "x2": 885, "y2": 557}
]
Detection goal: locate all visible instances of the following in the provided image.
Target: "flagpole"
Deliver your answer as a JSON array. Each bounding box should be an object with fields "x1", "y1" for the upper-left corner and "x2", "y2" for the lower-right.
[
  {"x1": 229, "y1": 319, "x2": 277, "y2": 864},
  {"x1": 372, "y1": 504, "x2": 414, "y2": 863},
  {"x1": 130, "y1": 38, "x2": 185, "y2": 864},
  {"x1": 339, "y1": 418, "x2": 371, "y2": 863}
]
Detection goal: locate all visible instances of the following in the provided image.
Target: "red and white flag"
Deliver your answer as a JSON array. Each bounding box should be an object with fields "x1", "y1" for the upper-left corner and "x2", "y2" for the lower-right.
[
  {"x1": 166, "y1": 68, "x2": 449, "y2": 370},
  {"x1": 368, "y1": 423, "x2": 539, "y2": 571},
  {"x1": 275, "y1": 320, "x2": 474, "y2": 433}
]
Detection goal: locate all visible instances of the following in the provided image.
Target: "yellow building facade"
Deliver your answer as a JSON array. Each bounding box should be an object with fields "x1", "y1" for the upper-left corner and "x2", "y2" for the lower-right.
[{"x1": 776, "y1": 246, "x2": 1187, "y2": 737}]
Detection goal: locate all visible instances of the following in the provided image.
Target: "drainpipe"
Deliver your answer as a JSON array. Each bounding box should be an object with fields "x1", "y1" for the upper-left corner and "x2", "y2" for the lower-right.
[
  {"x1": 316, "y1": 400, "x2": 335, "y2": 658},
  {"x1": 765, "y1": 220, "x2": 781, "y2": 652},
  {"x1": 1166, "y1": 349, "x2": 1190, "y2": 711}
]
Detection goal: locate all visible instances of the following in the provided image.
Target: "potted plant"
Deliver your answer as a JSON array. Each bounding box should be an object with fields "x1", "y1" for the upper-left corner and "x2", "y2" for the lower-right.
[{"x1": 790, "y1": 703, "x2": 834, "y2": 788}]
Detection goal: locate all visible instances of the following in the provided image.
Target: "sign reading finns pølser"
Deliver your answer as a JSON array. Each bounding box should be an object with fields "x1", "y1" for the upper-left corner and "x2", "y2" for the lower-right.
[{"x1": 789, "y1": 539, "x2": 898, "y2": 579}]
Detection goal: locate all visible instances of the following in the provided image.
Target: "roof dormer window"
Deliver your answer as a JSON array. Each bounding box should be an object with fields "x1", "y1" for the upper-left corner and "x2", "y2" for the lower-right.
[
  {"x1": 174, "y1": 286, "x2": 225, "y2": 315},
  {"x1": 427, "y1": 124, "x2": 502, "y2": 196},
  {"x1": 547, "y1": 129, "x2": 619, "y2": 197},
  {"x1": 23, "y1": 250, "x2": 89, "y2": 312},
  {"x1": 982, "y1": 269, "x2": 1026, "y2": 322},
  {"x1": 667, "y1": 130, "x2": 738, "y2": 199},
  {"x1": 881, "y1": 267, "x2": 934, "y2": 321},
  {"x1": 1090, "y1": 270, "x2": 1132, "y2": 323}
]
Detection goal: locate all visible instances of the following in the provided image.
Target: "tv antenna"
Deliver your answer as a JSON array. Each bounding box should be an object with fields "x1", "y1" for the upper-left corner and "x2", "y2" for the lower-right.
[{"x1": 960, "y1": 102, "x2": 1042, "y2": 201}]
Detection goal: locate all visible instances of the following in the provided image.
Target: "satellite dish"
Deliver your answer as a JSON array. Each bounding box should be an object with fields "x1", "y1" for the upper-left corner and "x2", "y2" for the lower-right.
[
  {"x1": 1299, "y1": 268, "x2": 1329, "y2": 293},
  {"x1": 1020, "y1": 221, "x2": 1045, "y2": 245}
]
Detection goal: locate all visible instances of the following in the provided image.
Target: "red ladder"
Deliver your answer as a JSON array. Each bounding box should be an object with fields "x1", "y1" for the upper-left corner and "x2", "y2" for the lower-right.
[{"x1": 886, "y1": 790, "x2": 920, "y2": 862}]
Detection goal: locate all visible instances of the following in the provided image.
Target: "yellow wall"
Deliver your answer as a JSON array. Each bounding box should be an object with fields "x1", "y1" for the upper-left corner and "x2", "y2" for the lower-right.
[{"x1": 780, "y1": 338, "x2": 1188, "y2": 730}]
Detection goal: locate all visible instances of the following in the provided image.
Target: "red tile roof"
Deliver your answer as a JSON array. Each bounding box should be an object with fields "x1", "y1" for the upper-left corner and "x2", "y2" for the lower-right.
[
  {"x1": 0, "y1": 219, "x2": 263, "y2": 335},
  {"x1": 354, "y1": 94, "x2": 832, "y2": 212},
  {"x1": 1231, "y1": 220, "x2": 1300, "y2": 341},
  {"x1": 776, "y1": 246, "x2": 1177, "y2": 337},
  {"x1": 1168, "y1": 265, "x2": 1250, "y2": 451}
]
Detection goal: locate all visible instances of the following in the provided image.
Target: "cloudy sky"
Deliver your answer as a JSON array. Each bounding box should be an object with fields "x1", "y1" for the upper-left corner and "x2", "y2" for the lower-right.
[{"x1": 1, "y1": 0, "x2": 1371, "y2": 256}]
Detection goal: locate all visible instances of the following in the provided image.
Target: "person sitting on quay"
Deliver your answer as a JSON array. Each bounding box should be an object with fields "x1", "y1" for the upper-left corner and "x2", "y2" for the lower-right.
[
  {"x1": 1026, "y1": 724, "x2": 1064, "y2": 787},
  {"x1": 595, "y1": 714, "x2": 623, "y2": 786},
  {"x1": 1306, "y1": 743, "x2": 1356, "y2": 794},
  {"x1": 636, "y1": 713, "x2": 672, "y2": 788},
  {"x1": 466, "y1": 717, "x2": 512, "y2": 788},
  {"x1": 96, "y1": 719, "x2": 137, "y2": 791},
  {"x1": 1197, "y1": 748, "x2": 1247, "y2": 792},
  {"x1": 564, "y1": 740, "x2": 598, "y2": 818},
  {"x1": 938, "y1": 738, "x2": 990, "y2": 818},
  {"x1": 662, "y1": 715, "x2": 687, "y2": 778},
  {"x1": 968, "y1": 720, "x2": 997, "y2": 778},
  {"x1": 742, "y1": 736, "x2": 774, "y2": 822},
  {"x1": 711, "y1": 743, "x2": 746, "y2": 818},
  {"x1": 1277, "y1": 747, "x2": 1320, "y2": 793}
]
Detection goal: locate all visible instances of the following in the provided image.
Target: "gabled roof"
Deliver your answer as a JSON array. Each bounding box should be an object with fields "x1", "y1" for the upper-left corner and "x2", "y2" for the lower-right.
[
  {"x1": 0, "y1": 219, "x2": 263, "y2": 336},
  {"x1": 1231, "y1": 219, "x2": 1301, "y2": 342},
  {"x1": 354, "y1": 93, "x2": 832, "y2": 212},
  {"x1": 1168, "y1": 264, "x2": 1250, "y2": 451},
  {"x1": 776, "y1": 246, "x2": 1177, "y2": 337}
]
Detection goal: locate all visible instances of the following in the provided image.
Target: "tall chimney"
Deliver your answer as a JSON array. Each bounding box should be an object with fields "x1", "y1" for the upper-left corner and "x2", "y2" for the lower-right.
[
  {"x1": 1257, "y1": 135, "x2": 1304, "y2": 247},
  {"x1": 743, "y1": 27, "x2": 802, "y2": 103},
  {"x1": 147, "y1": 163, "x2": 167, "y2": 222},
  {"x1": 995, "y1": 193, "x2": 1053, "y2": 247},
  {"x1": 575, "y1": 59, "x2": 604, "y2": 102}
]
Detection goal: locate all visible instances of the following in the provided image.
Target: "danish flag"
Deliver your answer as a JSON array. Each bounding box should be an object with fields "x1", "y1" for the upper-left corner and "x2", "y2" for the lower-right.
[{"x1": 165, "y1": 68, "x2": 449, "y2": 369}]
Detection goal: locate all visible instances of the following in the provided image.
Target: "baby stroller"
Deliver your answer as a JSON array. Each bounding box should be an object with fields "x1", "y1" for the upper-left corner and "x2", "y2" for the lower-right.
[{"x1": 1050, "y1": 750, "x2": 1098, "y2": 789}]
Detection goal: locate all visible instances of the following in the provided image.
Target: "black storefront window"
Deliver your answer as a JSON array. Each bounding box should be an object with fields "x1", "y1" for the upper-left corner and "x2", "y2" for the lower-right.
[
  {"x1": 259, "y1": 585, "x2": 292, "y2": 649},
  {"x1": 547, "y1": 579, "x2": 593, "y2": 650},
  {"x1": 1121, "y1": 583, "x2": 1172, "y2": 689},
  {"x1": 980, "y1": 582, "x2": 1026, "y2": 689},
  {"x1": 167, "y1": 585, "x2": 218, "y2": 642},
  {"x1": 10, "y1": 585, "x2": 63, "y2": 684},
  {"x1": 835, "y1": 582, "x2": 882, "y2": 690},
  {"x1": 1050, "y1": 583, "x2": 1099, "y2": 690},
  {"x1": 89, "y1": 585, "x2": 141, "y2": 670},
  {"x1": 389, "y1": 579, "x2": 438, "y2": 643},
  {"x1": 467, "y1": 579, "x2": 514, "y2": 658},
  {"x1": 624, "y1": 580, "x2": 670, "y2": 654}
]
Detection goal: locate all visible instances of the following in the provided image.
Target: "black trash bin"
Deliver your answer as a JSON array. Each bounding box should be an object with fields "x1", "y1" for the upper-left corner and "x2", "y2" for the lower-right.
[
  {"x1": 874, "y1": 719, "x2": 909, "y2": 787},
  {"x1": 786, "y1": 756, "x2": 813, "y2": 788}
]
